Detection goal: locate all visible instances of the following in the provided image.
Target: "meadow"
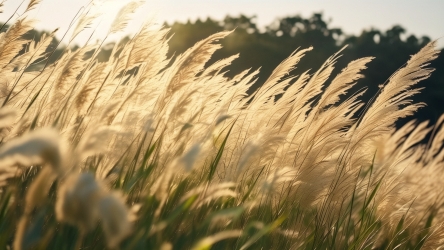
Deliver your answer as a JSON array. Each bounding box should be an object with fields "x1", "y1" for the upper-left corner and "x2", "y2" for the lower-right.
[{"x1": 0, "y1": 0, "x2": 443, "y2": 249}]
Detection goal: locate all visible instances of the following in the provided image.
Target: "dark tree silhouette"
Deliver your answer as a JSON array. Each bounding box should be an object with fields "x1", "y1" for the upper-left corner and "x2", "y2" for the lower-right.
[
  {"x1": 1, "y1": 13, "x2": 442, "y2": 127},
  {"x1": 165, "y1": 13, "x2": 444, "y2": 127}
]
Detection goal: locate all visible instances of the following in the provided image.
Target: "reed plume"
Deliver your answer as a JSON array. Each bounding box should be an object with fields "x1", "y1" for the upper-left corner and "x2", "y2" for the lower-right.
[{"x1": 0, "y1": 0, "x2": 442, "y2": 249}]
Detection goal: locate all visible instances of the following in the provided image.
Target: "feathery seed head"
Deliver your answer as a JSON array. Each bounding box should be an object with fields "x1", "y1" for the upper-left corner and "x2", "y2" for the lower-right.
[
  {"x1": 25, "y1": 0, "x2": 41, "y2": 12},
  {"x1": 56, "y1": 173, "x2": 104, "y2": 232},
  {"x1": 98, "y1": 192, "x2": 132, "y2": 248},
  {"x1": 0, "y1": 128, "x2": 63, "y2": 171}
]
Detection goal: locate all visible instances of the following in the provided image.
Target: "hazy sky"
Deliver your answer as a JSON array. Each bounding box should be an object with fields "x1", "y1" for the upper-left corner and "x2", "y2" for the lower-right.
[{"x1": 1, "y1": 0, "x2": 443, "y2": 47}]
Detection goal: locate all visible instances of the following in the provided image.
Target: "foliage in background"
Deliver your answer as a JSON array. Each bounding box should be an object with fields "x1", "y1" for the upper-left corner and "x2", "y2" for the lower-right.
[
  {"x1": 0, "y1": 1, "x2": 443, "y2": 249},
  {"x1": 164, "y1": 14, "x2": 444, "y2": 127},
  {"x1": 3, "y1": 12, "x2": 443, "y2": 126}
]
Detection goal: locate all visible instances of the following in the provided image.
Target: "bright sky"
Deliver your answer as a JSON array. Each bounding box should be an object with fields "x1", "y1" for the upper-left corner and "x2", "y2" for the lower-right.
[{"x1": 1, "y1": 0, "x2": 443, "y2": 48}]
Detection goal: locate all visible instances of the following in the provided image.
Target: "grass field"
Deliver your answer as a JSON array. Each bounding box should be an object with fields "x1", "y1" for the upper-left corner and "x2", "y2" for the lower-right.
[{"x1": 0, "y1": 1, "x2": 443, "y2": 249}]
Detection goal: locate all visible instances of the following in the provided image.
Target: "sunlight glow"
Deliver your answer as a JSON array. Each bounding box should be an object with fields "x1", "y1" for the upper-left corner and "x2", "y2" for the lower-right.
[{"x1": 0, "y1": 0, "x2": 442, "y2": 47}]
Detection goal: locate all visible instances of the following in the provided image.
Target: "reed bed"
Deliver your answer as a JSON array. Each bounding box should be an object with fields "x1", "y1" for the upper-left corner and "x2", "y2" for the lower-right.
[{"x1": 0, "y1": 1, "x2": 443, "y2": 249}]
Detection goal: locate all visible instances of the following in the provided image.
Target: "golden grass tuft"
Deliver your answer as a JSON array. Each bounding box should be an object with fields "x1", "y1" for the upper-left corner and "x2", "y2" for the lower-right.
[{"x1": 0, "y1": 0, "x2": 442, "y2": 249}]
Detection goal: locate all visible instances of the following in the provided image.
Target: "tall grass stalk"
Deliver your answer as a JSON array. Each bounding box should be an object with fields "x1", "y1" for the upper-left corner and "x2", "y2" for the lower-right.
[{"x1": 0, "y1": 0, "x2": 443, "y2": 249}]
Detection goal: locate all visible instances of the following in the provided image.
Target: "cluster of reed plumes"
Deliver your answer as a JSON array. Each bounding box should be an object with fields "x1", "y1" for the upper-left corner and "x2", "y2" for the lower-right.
[{"x1": 0, "y1": 0, "x2": 443, "y2": 249}]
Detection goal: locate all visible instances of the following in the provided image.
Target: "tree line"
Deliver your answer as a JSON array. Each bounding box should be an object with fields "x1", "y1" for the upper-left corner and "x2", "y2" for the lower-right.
[
  {"x1": 165, "y1": 13, "x2": 444, "y2": 127},
  {"x1": 2, "y1": 13, "x2": 443, "y2": 126}
]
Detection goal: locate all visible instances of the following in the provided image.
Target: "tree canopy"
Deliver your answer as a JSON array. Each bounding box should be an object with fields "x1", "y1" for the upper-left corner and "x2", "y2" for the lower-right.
[
  {"x1": 166, "y1": 13, "x2": 444, "y2": 126},
  {"x1": 1, "y1": 13, "x2": 442, "y2": 126}
]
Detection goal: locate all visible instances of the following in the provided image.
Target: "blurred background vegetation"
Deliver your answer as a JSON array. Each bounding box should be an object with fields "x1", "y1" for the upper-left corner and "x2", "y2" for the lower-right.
[{"x1": 3, "y1": 13, "x2": 443, "y2": 127}]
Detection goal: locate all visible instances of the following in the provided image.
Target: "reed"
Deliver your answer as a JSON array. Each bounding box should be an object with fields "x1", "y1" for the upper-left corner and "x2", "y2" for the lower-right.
[{"x1": 0, "y1": 0, "x2": 442, "y2": 249}]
